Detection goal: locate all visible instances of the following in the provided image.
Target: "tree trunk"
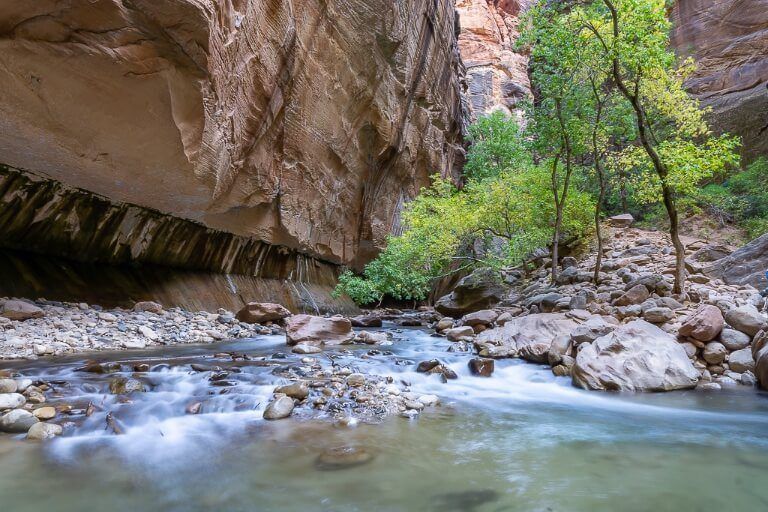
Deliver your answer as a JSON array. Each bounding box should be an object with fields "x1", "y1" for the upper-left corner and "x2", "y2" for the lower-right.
[
  {"x1": 593, "y1": 172, "x2": 606, "y2": 284},
  {"x1": 661, "y1": 181, "x2": 686, "y2": 295},
  {"x1": 552, "y1": 206, "x2": 563, "y2": 284}
]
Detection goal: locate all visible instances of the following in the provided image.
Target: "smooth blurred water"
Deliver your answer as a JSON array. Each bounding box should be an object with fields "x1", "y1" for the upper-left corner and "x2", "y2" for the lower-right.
[{"x1": 1, "y1": 326, "x2": 768, "y2": 511}]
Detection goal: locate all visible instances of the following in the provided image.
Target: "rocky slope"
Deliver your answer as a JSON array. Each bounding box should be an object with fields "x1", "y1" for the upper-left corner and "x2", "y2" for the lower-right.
[
  {"x1": 0, "y1": 0, "x2": 465, "y2": 306},
  {"x1": 671, "y1": 0, "x2": 768, "y2": 162}
]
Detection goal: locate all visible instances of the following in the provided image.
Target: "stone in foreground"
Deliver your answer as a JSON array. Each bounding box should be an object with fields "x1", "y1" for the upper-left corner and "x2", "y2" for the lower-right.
[
  {"x1": 284, "y1": 315, "x2": 353, "y2": 346},
  {"x1": 27, "y1": 422, "x2": 63, "y2": 440},
  {"x1": 0, "y1": 409, "x2": 39, "y2": 433},
  {"x1": 236, "y1": 302, "x2": 291, "y2": 324},
  {"x1": 573, "y1": 320, "x2": 699, "y2": 392},
  {"x1": 725, "y1": 305, "x2": 768, "y2": 338},
  {"x1": 468, "y1": 358, "x2": 494, "y2": 377},
  {"x1": 263, "y1": 396, "x2": 295, "y2": 420},
  {"x1": 0, "y1": 300, "x2": 44, "y2": 321},
  {"x1": 678, "y1": 305, "x2": 725, "y2": 342}
]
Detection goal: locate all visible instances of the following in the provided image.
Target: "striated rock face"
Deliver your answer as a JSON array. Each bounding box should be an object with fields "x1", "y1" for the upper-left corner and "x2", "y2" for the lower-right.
[
  {"x1": 670, "y1": 0, "x2": 768, "y2": 161},
  {"x1": 0, "y1": 0, "x2": 465, "y2": 270},
  {"x1": 455, "y1": 0, "x2": 533, "y2": 121}
]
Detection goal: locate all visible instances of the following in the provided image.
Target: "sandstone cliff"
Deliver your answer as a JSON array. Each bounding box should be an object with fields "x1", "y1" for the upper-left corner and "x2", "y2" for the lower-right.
[
  {"x1": 671, "y1": 0, "x2": 768, "y2": 162},
  {"x1": 0, "y1": 0, "x2": 465, "y2": 270},
  {"x1": 455, "y1": 0, "x2": 532, "y2": 121}
]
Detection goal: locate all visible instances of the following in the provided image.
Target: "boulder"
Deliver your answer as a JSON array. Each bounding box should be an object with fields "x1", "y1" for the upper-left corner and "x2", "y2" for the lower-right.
[
  {"x1": 27, "y1": 422, "x2": 63, "y2": 440},
  {"x1": 274, "y1": 383, "x2": 309, "y2": 400},
  {"x1": 445, "y1": 326, "x2": 475, "y2": 341},
  {"x1": 236, "y1": 302, "x2": 291, "y2": 324},
  {"x1": 467, "y1": 358, "x2": 494, "y2": 377},
  {"x1": 461, "y1": 309, "x2": 498, "y2": 327},
  {"x1": 475, "y1": 313, "x2": 579, "y2": 359},
  {"x1": 0, "y1": 393, "x2": 26, "y2": 410},
  {"x1": 570, "y1": 316, "x2": 617, "y2": 345},
  {"x1": 678, "y1": 305, "x2": 725, "y2": 342},
  {"x1": 263, "y1": 396, "x2": 294, "y2": 420},
  {"x1": 434, "y1": 318, "x2": 454, "y2": 332},
  {"x1": 133, "y1": 301, "x2": 163, "y2": 313},
  {"x1": 292, "y1": 344, "x2": 322, "y2": 354},
  {"x1": 753, "y1": 331, "x2": 768, "y2": 390},
  {"x1": 524, "y1": 292, "x2": 563, "y2": 313},
  {"x1": 284, "y1": 315, "x2": 353, "y2": 346},
  {"x1": 608, "y1": 213, "x2": 634, "y2": 227},
  {"x1": 613, "y1": 284, "x2": 650, "y2": 307},
  {"x1": 356, "y1": 331, "x2": 388, "y2": 345},
  {"x1": 0, "y1": 300, "x2": 44, "y2": 321},
  {"x1": 435, "y1": 268, "x2": 507, "y2": 317},
  {"x1": 642, "y1": 307, "x2": 675, "y2": 324},
  {"x1": 315, "y1": 446, "x2": 374, "y2": 470},
  {"x1": 0, "y1": 379, "x2": 18, "y2": 393},
  {"x1": 725, "y1": 306, "x2": 768, "y2": 338},
  {"x1": 0, "y1": 409, "x2": 38, "y2": 433},
  {"x1": 691, "y1": 244, "x2": 732, "y2": 263},
  {"x1": 350, "y1": 315, "x2": 382, "y2": 328},
  {"x1": 572, "y1": 320, "x2": 699, "y2": 392},
  {"x1": 706, "y1": 233, "x2": 768, "y2": 289},
  {"x1": 702, "y1": 342, "x2": 727, "y2": 365},
  {"x1": 729, "y1": 348, "x2": 755, "y2": 373},
  {"x1": 719, "y1": 328, "x2": 751, "y2": 351}
]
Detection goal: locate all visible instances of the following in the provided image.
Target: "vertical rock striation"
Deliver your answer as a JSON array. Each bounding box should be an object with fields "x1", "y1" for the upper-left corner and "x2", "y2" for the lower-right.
[
  {"x1": 670, "y1": 0, "x2": 768, "y2": 162},
  {"x1": 455, "y1": 0, "x2": 533, "y2": 121}
]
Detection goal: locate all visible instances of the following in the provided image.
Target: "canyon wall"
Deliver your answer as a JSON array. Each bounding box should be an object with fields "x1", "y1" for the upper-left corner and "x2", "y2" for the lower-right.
[
  {"x1": 455, "y1": 0, "x2": 532, "y2": 122},
  {"x1": 0, "y1": 0, "x2": 466, "y2": 309},
  {"x1": 670, "y1": 0, "x2": 767, "y2": 162}
]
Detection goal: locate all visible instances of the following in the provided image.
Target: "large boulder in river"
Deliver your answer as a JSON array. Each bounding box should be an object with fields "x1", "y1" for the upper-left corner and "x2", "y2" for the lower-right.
[
  {"x1": 435, "y1": 268, "x2": 507, "y2": 317},
  {"x1": 752, "y1": 330, "x2": 768, "y2": 389},
  {"x1": 285, "y1": 315, "x2": 353, "y2": 346},
  {"x1": 678, "y1": 305, "x2": 724, "y2": 342},
  {"x1": 236, "y1": 302, "x2": 291, "y2": 324},
  {"x1": 475, "y1": 313, "x2": 579, "y2": 359},
  {"x1": 572, "y1": 319, "x2": 699, "y2": 392},
  {"x1": 706, "y1": 233, "x2": 768, "y2": 290}
]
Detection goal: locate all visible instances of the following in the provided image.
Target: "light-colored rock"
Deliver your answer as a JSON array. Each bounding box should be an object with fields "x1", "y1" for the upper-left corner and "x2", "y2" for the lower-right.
[
  {"x1": 461, "y1": 309, "x2": 499, "y2": 327},
  {"x1": 0, "y1": 393, "x2": 25, "y2": 410},
  {"x1": 703, "y1": 342, "x2": 727, "y2": 364},
  {"x1": 0, "y1": 409, "x2": 38, "y2": 433},
  {"x1": 678, "y1": 305, "x2": 724, "y2": 342},
  {"x1": 133, "y1": 301, "x2": 163, "y2": 314},
  {"x1": 236, "y1": 303, "x2": 291, "y2": 324},
  {"x1": 0, "y1": 300, "x2": 44, "y2": 321},
  {"x1": 33, "y1": 407, "x2": 57, "y2": 420},
  {"x1": 475, "y1": 313, "x2": 579, "y2": 359},
  {"x1": 356, "y1": 331, "x2": 388, "y2": 345},
  {"x1": 642, "y1": 307, "x2": 675, "y2": 324},
  {"x1": 445, "y1": 326, "x2": 475, "y2": 341},
  {"x1": 291, "y1": 344, "x2": 322, "y2": 355},
  {"x1": 284, "y1": 315, "x2": 353, "y2": 346},
  {"x1": 275, "y1": 383, "x2": 309, "y2": 400},
  {"x1": 725, "y1": 305, "x2": 768, "y2": 337},
  {"x1": 572, "y1": 320, "x2": 699, "y2": 392},
  {"x1": 613, "y1": 284, "x2": 650, "y2": 307},
  {"x1": 138, "y1": 325, "x2": 159, "y2": 341},
  {"x1": 263, "y1": 396, "x2": 294, "y2": 420},
  {"x1": 27, "y1": 422, "x2": 63, "y2": 440},
  {"x1": 0, "y1": 379, "x2": 18, "y2": 394},
  {"x1": 608, "y1": 214, "x2": 634, "y2": 227},
  {"x1": 729, "y1": 347, "x2": 755, "y2": 373},
  {"x1": 719, "y1": 328, "x2": 751, "y2": 351}
]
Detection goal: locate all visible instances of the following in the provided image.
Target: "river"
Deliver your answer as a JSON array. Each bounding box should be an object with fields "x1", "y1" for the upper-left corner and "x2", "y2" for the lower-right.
[{"x1": 1, "y1": 325, "x2": 768, "y2": 511}]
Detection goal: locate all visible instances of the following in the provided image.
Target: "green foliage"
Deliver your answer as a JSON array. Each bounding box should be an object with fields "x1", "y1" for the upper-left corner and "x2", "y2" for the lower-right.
[{"x1": 463, "y1": 111, "x2": 532, "y2": 182}]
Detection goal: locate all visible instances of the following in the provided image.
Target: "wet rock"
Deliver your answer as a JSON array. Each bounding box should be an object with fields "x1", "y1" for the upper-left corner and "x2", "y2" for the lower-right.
[
  {"x1": 263, "y1": 396, "x2": 294, "y2": 420},
  {"x1": 400, "y1": 409, "x2": 419, "y2": 419},
  {"x1": 315, "y1": 446, "x2": 374, "y2": 470},
  {"x1": 678, "y1": 305, "x2": 724, "y2": 342},
  {"x1": 185, "y1": 402, "x2": 202, "y2": 414},
  {"x1": 346, "y1": 374, "x2": 366, "y2": 387},
  {"x1": 285, "y1": 315, "x2": 353, "y2": 346},
  {"x1": 0, "y1": 393, "x2": 26, "y2": 410},
  {"x1": 418, "y1": 394, "x2": 440, "y2": 406},
  {"x1": 0, "y1": 299, "x2": 44, "y2": 321},
  {"x1": 435, "y1": 268, "x2": 507, "y2": 317},
  {"x1": 427, "y1": 365, "x2": 458, "y2": 381},
  {"x1": 416, "y1": 360, "x2": 441, "y2": 373},
  {"x1": 725, "y1": 305, "x2": 768, "y2": 337},
  {"x1": 236, "y1": 302, "x2": 291, "y2": 324},
  {"x1": 356, "y1": 331, "x2": 388, "y2": 345},
  {"x1": 613, "y1": 284, "x2": 650, "y2": 307},
  {"x1": 729, "y1": 348, "x2": 755, "y2": 373},
  {"x1": 0, "y1": 409, "x2": 38, "y2": 433},
  {"x1": 275, "y1": 382, "x2": 310, "y2": 400},
  {"x1": 719, "y1": 328, "x2": 751, "y2": 351},
  {"x1": 133, "y1": 301, "x2": 163, "y2": 314},
  {"x1": 292, "y1": 344, "x2": 322, "y2": 354},
  {"x1": 108, "y1": 377, "x2": 145, "y2": 394},
  {"x1": 0, "y1": 379, "x2": 18, "y2": 394},
  {"x1": 552, "y1": 364, "x2": 571, "y2": 377},
  {"x1": 573, "y1": 320, "x2": 699, "y2": 392},
  {"x1": 27, "y1": 422, "x2": 62, "y2": 440},
  {"x1": 434, "y1": 318, "x2": 454, "y2": 331},
  {"x1": 468, "y1": 358, "x2": 494, "y2": 377},
  {"x1": 461, "y1": 310, "x2": 498, "y2": 327},
  {"x1": 476, "y1": 313, "x2": 579, "y2": 359},
  {"x1": 608, "y1": 214, "x2": 634, "y2": 227},
  {"x1": 445, "y1": 326, "x2": 474, "y2": 341},
  {"x1": 350, "y1": 315, "x2": 382, "y2": 328},
  {"x1": 703, "y1": 342, "x2": 727, "y2": 364}
]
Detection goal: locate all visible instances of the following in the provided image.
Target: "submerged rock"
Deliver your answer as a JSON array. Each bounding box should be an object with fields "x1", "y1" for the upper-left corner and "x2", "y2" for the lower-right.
[
  {"x1": 573, "y1": 320, "x2": 699, "y2": 392},
  {"x1": 315, "y1": 446, "x2": 374, "y2": 470}
]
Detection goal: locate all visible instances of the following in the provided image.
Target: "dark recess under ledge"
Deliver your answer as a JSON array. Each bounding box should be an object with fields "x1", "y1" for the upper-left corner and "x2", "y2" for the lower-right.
[{"x1": 0, "y1": 164, "x2": 357, "y2": 314}]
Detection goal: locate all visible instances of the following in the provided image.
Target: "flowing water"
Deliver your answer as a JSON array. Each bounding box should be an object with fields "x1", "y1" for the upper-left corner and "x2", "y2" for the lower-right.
[{"x1": 1, "y1": 325, "x2": 768, "y2": 511}]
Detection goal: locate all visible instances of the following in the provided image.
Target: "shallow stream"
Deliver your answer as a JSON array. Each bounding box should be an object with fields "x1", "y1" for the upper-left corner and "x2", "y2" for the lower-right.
[{"x1": 1, "y1": 325, "x2": 768, "y2": 511}]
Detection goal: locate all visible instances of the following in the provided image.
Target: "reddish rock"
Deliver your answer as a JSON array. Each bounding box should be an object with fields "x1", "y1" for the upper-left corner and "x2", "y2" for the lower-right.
[
  {"x1": 284, "y1": 315, "x2": 352, "y2": 346},
  {"x1": 236, "y1": 302, "x2": 291, "y2": 324},
  {"x1": 678, "y1": 305, "x2": 724, "y2": 342},
  {"x1": 468, "y1": 358, "x2": 494, "y2": 377},
  {"x1": 612, "y1": 284, "x2": 650, "y2": 307}
]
